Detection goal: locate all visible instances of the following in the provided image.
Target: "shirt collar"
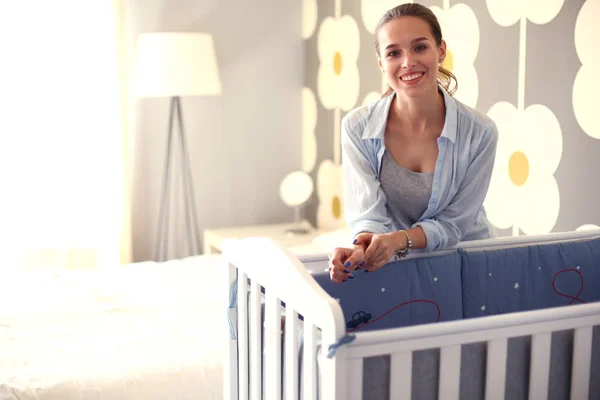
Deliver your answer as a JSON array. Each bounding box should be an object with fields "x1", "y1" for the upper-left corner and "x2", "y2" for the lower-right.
[{"x1": 361, "y1": 86, "x2": 458, "y2": 144}]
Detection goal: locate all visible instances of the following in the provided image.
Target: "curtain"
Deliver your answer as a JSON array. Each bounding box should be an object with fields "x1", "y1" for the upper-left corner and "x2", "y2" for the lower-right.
[{"x1": 0, "y1": 1, "x2": 131, "y2": 270}]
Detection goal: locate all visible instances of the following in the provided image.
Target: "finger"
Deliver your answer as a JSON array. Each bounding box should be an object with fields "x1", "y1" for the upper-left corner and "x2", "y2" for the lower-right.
[
  {"x1": 330, "y1": 258, "x2": 344, "y2": 269},
  {"x1": 330, "y1": 247, "x2": 353, "y2": 265},
  {"x1": 364, "y1": 241, "x2": 381, "y2": 264},
  {"x1": 330, "y1": 266, "x2": 353, "y2": 283},
  {"x1": 333, "y1": 270, "x2": 353, "y2": 282},
  {"x1": 363, "y1": 259, "x2": 386, "y2": 273},
  {"x1": 329, "y1": 248, "x2": 343, "y2": 262},
  {"x1": 345, "y1": 252, "x2": 365, "y2": 270},
  {"x1": 336, "y1": 262, "x2": 355, "y2": 277},
  {"x1": 353, "y1": 233, "x2": 373, "y2": 245},
  {"x1": 326, "y1": 259, "x2": 335, "y2": 272},
  {"x1": 330, "y1": 258, "x2": 354, "y2": 276},
  {"x1": 329, "y1": 251, "x2": 347, "y2": 270},
  {"x1": 329, "y1": 267, "x2": 345, "y2": 284},
  {"x1": 369, "y1": 253, "x2": 390, "y2": 270},
  {"x1": 340, "y1": 258, "x2": 360, "y2": 272}
]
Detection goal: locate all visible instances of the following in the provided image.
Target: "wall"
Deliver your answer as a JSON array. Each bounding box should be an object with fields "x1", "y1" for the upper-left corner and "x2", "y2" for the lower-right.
[
  {"x1": 125, "y1": 0, "x2": 303, "y2": 261},
  {"x1": 303, "y1": 0, "x2": 600, "y2": 237}
]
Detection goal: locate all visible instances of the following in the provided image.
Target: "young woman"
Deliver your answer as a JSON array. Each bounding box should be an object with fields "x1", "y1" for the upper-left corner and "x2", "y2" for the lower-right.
[{"x1": 329, "y1": 3, "x2": 498, "y2": 283}]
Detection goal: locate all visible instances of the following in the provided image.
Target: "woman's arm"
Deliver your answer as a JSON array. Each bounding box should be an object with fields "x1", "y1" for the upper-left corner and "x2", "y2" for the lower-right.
[
  {"x1": 341, "y1": 113, "x2": 393, "y2": 238},
  {"x1": 415, "y1": 122, "x2": 499, "y2": 252}
]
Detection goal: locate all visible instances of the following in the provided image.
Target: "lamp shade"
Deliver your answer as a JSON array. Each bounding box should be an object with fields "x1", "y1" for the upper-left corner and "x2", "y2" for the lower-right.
[
  {"x1": 280, "y1": 171, "x2": 314, "y2": 207},
  {"x1": 135, "y1": 32, "x2": 221, "y2": 98}
]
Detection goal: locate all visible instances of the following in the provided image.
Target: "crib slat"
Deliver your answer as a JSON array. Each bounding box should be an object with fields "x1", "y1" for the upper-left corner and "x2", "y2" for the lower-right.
[
  {"x1": 302, "y1": 319, "x2": 318, "y2": 400},
  {"x1": 438, "y1": 345, "x2": 461, "y2": 400},
  {"x1": 528, "y1": 332, "x2": 551, "y2": 400},
  {"x1": 285, "y1": 308, "x2": 299, "y2": 400},
  {"x1": 570, "y1": 327, "x2": 593, "y2": 400},
  {"x1": 237, "y1": 272, "x2": 249, "y2": 400},
  {"x1": 347, "y1": 358, "x2": 363, "y2": 400},
  {"x1": 389, "y1": 352, "x2": 412, "y2": 399},
  {"x1": 265, "y1": 291, "x2": 282, "y2": 400},
  {"x1": 225, "y1": 263, "x2": 239, "y2": 400},
  {"x1": 250, "y1": 281, "x2": 262, "y2": 400},
  {"x1": 485, "y1": 338, "x2": 507, "y2": 400}
]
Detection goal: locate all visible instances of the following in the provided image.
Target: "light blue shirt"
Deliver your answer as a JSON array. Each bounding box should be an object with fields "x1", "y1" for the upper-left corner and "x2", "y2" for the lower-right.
[{"x1": 341, "y1": 88, "x2": 498, "y2": 253}]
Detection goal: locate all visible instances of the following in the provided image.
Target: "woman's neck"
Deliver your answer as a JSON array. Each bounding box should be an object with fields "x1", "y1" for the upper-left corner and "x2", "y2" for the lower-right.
[{"x1": 391, "y1": 87, "x2": 445, "y2": 135}]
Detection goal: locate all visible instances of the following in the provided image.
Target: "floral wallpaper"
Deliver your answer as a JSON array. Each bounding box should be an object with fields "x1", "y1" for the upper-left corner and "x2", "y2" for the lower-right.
[{"x1": 302, "y1": 0, "x2": 600, "y2": 238}]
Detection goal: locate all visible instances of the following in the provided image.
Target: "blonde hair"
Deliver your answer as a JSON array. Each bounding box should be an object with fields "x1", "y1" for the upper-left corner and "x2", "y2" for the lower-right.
[{"x1": 375, "y1": 3, "x2": 458, "y2": 97}]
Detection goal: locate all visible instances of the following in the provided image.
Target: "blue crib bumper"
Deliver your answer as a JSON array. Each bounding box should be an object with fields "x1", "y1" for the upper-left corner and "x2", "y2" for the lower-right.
[{"x1": 311, "y1": 236, "x2": 600, "y2": 333}]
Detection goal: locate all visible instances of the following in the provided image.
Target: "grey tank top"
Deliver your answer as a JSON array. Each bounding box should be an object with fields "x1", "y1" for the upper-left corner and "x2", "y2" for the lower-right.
[{"x1": 380, "y1": 150, "x2": 434, "y2": 230}]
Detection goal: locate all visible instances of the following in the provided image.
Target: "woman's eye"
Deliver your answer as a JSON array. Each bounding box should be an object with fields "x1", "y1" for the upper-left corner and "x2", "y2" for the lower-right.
[
  {"x1": 387, "y1": 51, "x2": 398, "y2": 57},
  {"x1": 415, "y1": 45, "x2": 427, "y2": 52}
]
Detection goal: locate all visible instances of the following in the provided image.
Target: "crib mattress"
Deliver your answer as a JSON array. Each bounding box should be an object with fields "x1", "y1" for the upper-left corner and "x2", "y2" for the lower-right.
[{"x1": 0, "y1": 255, "x2": 225, "y2": 400}]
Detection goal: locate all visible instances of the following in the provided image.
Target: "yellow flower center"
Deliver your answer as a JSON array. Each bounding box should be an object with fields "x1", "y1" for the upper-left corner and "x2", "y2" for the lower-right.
[
  {"x1": 508, "y1": 151, "x2": 529, "y2": 186},
  {"x1": 332, "y1": 196, "x2": 341, "y2": 219},
  {"x1": 333, "y1": 52, "x2": 343, "y2": 76},
  {"x1": 442, "y1": 49, "x2": 454, "y2": 72}
]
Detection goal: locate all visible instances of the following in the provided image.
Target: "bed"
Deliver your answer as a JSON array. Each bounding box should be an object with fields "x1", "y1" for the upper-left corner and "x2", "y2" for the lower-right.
[
  {"x1": 223, "y1": 229, "x2": 600, "y2": 400},
  {"x1": 0, "y1": 254, "x2": 226, "y2": 400}
]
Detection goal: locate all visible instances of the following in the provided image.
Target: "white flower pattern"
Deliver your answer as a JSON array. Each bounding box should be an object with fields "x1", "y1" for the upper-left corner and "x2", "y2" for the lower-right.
[
  {"x1": 573, "y1": 0, "x2": 600, "y2": 139},
  {"x1": 317, "y1": 16, "x2": 361, "y2": 111},
  {"x1": 485, "y1": 0, "x2": 564, "y2": 27},
  {"x1": 316, "y1": 160, "x2": 346, "y2": 230},
  {"x1": 302, "y1": 0, "x2": 318, "y2": 39},
  {"x1": 301, "y1": 88, "x2": 318, "y2": 173},
  {"x1": 576, "y1": 224, "x2": 600, "y2": 232},
  {"x1": 484, "y1": 102, "x2": 563, "y2": 235},
  {"x1": 360, "y1": 0, "x2": 412, "y2": 34},
  {"x1": 430, "y1": 4, "x2": 480, "y2": 107}
]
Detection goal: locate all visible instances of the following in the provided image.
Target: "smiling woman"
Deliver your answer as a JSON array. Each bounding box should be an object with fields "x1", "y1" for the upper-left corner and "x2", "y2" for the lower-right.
[
  {"x1": 0, "y1": 1, "x2": 129, "y2": 270},
  {"x1": 328, "y1": 3, "x2": 498, "y2": 284},
  {"x1": 375, "y1": 5, "x2": 457, "y2": 98}
]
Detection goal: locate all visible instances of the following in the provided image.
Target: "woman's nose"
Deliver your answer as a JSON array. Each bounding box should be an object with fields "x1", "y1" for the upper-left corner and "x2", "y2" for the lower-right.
[{"x1": 402, "y1": 55, "x2": 416, "y2": 68}]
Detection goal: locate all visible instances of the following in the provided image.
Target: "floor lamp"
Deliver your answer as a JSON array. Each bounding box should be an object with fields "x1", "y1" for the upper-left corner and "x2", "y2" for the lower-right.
[{"x1": 135, "y1": 32, "x2": 221, "y2": 262}]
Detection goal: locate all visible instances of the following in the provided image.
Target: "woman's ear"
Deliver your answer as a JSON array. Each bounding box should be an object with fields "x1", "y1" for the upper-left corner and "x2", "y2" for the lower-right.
[
  {"x1": 376, "y1": 53, "x2": 384, "y2": 72},
  {"x1": 438, "y1": 40, "x2": 447, "y2": 64}
]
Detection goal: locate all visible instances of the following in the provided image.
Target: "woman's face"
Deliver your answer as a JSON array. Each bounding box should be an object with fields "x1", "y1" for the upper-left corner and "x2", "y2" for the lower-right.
[{"x1": 376, "y1": 16, "x2": 446, "y2": 99}]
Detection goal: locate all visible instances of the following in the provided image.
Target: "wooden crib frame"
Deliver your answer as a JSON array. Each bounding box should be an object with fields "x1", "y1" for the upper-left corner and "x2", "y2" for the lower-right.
[{"x1": 223, "y1": 230, "x2": 600, "y2": 400}]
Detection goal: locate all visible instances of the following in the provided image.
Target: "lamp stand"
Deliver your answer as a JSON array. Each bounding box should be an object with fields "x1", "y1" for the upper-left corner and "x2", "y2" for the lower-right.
[
  {"x1": 155, "y1": 96, "x2": 201, "y2": 261},
  {"x1": 285, "y1": 205, "x2": 310, "y2": 236}
]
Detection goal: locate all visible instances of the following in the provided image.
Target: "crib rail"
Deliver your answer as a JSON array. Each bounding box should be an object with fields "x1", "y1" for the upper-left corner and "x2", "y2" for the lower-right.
[
  {"x1": 344, "y1": 302, "x2": 600, "y2": 400},
  {"x1": 453, "y1": 228, "x2": 600, "y2": 251},
  {"x1": 297, "y1": 228, "x2": 600, "y2": 264},
  {"x1": 223, "y1": 237, "x2": 347, "y2": 400}
]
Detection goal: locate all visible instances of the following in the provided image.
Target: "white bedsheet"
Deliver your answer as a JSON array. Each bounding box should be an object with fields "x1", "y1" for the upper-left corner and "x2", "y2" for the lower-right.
[{"x1": 0, "y1": 255, "x2": 226, "y2": 400}]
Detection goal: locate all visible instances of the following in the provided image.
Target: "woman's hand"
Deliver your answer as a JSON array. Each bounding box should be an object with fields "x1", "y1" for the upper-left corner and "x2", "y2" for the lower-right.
[
  {"x1": 328, "y1": 245, "x2": 366, "y2": 283},
  {"x1": 355, "y1": 231, "x2": 405, "y2": 272}
]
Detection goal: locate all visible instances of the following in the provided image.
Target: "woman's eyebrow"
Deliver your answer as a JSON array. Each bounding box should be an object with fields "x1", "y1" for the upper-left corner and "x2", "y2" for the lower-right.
[{"x1": 384, "y1": 37, "x2": 429, "y2": 50}]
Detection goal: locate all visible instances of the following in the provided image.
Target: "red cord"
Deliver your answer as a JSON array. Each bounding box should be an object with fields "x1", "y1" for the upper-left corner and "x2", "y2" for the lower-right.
[
  {"x1": 347, "y1": 299, "x2": 441, "y2": 332},
  {"x1": 346, "y1": 268, "x2": 586, "y2": 333},
  {"x1": 552, "y1": 268, "x2": 586, "y2": 304}
]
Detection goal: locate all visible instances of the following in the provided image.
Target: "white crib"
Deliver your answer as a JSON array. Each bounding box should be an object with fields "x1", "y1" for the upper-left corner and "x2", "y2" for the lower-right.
[{"x1": 222, "y1": 230, "x2": 600, "y2": 400}]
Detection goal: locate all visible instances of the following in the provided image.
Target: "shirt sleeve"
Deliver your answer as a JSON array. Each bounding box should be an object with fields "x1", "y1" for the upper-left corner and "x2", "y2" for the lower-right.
[
  {"x1": 415, "y1": 122, "x2": 499, "y2": 252},
  {"x1": 341, "y1": 115, "x2": 393, "y2": 240}
]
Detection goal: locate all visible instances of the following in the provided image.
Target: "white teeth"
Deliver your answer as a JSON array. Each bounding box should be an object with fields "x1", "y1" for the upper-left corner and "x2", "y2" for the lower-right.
[{"x1": 401, "y1": 73, "x2": 423, "y2": 81}]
